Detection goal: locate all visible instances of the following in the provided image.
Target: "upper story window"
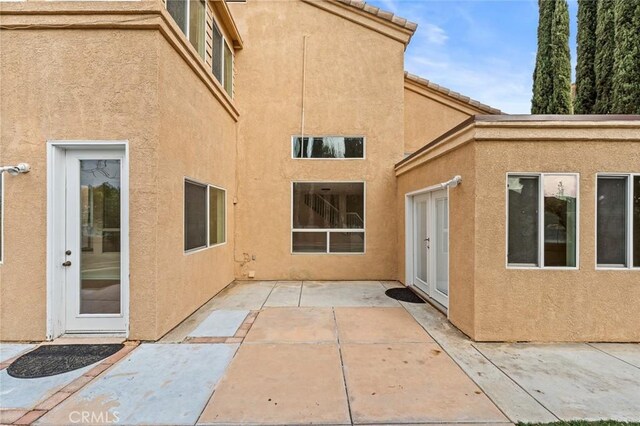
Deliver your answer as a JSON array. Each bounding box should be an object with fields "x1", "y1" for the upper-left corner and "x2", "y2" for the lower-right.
[
  {"x1": 596, "y1": 174, "x2": 640, "y2": 269},
  {"x1": 507, "y1": 173, "x2": 579, "y2": 268},
  {"x1": 167, "y1": 0, "x2": 206, "y2": 59},
  {"x1": 211, "y1": 21, "x2": 234, "y2": 98},
  {"x1": 292, "y1": 136, "x2": 365, "y2": 159}
]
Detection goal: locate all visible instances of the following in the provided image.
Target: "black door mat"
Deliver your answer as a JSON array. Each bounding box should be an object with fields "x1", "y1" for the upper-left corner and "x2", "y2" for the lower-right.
[
  {"x1": 385, "y1": 287, "x2": 426, "y2": 304},
  {"x1": 7, "y1": 344, "x2": 124, "y2": 379}
]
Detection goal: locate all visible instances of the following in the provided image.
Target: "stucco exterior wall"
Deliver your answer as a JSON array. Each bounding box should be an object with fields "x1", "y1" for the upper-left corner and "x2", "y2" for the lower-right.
[
  {"x1": 395, "y1": 142, "x2": 477, "y2": 337},
  {"x1": 0, "y1": 2, "x2": 238, "y2": 341},
  {"x1": 154, "y1": 32, "x2": 237, "y2": 339},
  {"x1": 228, "y1": 0, "x2": 406, "y2": 280},
  {"x1": 403, "y1": 86, "x2": 475, "y2": 155},
  {"x1": 0, "y1": 25, "x2": 160, "y2": 341},
  {"x1": 473, "y1": 132, "x2": 640, "y2": 342}
]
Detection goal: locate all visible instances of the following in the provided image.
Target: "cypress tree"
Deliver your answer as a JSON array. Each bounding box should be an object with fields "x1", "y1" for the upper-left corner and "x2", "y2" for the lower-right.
[
  {"x1": 574, "y1": 0, "x2": 598, "y2": 114},
  {"x1": 532, "y1": 0, "x2": 556, "y2": 113},
  {"x1": 611, "y1": 0, "x2": 640, "y2": 114},
  {"x1": 594, "y1": 0, "x2": 616, "y2": 113},
  {"x1": 550, "y1": 0, "x2": 572, "y2": 113}
]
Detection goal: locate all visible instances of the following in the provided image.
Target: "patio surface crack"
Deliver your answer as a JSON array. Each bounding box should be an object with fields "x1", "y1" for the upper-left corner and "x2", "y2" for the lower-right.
[{"x1": 332, "y1": 307, "x2": 355, "y2": 426}]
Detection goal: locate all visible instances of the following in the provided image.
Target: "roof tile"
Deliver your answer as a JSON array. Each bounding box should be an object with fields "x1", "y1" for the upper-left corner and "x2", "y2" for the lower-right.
[
  {"x1": 405, "y1": 71, "x2": 503, "y2": 114},
  {"x1": 333, "y1": 0, "x2": 418, "y2": 32}
]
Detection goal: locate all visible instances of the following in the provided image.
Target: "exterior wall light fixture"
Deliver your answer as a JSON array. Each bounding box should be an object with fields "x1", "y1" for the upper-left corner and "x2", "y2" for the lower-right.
[
  {"x1": 440, "y1": 175, "x2": 462, "y2": 189},
  {"x1": 0, "y1": 163, "x2": 31, "y2": 176}
]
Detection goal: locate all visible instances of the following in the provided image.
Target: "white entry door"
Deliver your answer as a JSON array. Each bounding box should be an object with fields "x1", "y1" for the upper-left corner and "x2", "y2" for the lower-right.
[
  {"x1": 63, "y1": 149, "x2": 128, "y2": 333},
  {"x1": 412, "y1": 189, "x2": 449, "y2": 308}
]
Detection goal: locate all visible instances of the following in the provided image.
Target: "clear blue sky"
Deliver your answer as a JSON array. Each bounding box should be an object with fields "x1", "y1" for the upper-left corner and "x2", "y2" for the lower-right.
[{"x1": 367, "y1": 0, "x2": 578, "y2": 113}]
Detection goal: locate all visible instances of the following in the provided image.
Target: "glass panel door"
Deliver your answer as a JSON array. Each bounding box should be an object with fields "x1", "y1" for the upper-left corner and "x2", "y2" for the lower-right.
[
  {"x1": 413, "y1": 195, "x2": 429, "y2": 293},
  {"x1": 435, "y1": 196, "x2": 449, "y2": 297},
  {"x1": 65, "y1": 150, "x2": 127, "y2": 333}
]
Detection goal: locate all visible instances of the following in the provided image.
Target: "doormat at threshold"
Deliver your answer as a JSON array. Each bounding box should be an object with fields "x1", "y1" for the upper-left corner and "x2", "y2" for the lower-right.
[
  {"x1": 385, "y1": 288, "x2": 426, "y2": 304},
  {"x1": 7, "y1": 344, "x2": 123, "y2": 379}
]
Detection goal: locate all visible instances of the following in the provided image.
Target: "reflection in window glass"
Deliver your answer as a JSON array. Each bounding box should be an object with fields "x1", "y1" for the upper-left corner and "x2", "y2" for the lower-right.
[
  {"x1": 80, "y1": 160, "x2": 121, "y2": 314},
  {"x1": 189, "y1": 0, "x2": 206, "y2": 58},
  {"x1": 167, "y1": 0, "x2": 188, "y2": 33},
  {"x1": 292, "y1": 182, "x2": 364, "y2": 253},
  {"x1": 185, "y1": 181, "x2": 207, "y2": 251},
  {"x1": 634, "y1": 177, "x2": 640, "y2": 267},
  {"x1": 507, "y1": 176, "x2": 539, "y2": 265},
  {"x1": 223, "y1": 42, "x2": 233, "y2": 96},
  {"x1": 329, "y1": 232, "x2": 364, "y2": 253},
  {"x1": 292, "y1": 232, "x2": 327, "y2": 253},
  {"x1": 293, "y1": 137, "x2": 364, "y2": 159},
  {"x1": 543, "y1": 175, "x2": 577, "y2": 267},
  {"x1": 597, "y1": 177, "x2": 627, "y2": 266},
  {"x1": 212, "y1": 22, "x2": 223, "y2": 83},
  {"x1": 209, "y1": 186, "x2": 225, "y2": 245}
]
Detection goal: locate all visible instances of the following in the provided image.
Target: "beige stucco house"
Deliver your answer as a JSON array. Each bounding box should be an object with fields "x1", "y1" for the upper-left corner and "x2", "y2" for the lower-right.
[{"x1": 0, "y1": 0, "x2": 638, "y2": 343}]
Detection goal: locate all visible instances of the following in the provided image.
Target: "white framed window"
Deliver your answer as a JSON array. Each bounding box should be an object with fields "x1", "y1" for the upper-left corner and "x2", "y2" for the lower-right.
[
  {"x1": 211, "y1": 20, "x2": 233, "y2": 98},
  {"x1": 291, "y1": 182, "x2": 365, "y2": 254},
  {"x1": 292, "y1": 136, "x2": 365, "y2": 159},
  {"x1": 506, "y1": 173, "x2": 579, "y2": 268},
  {"x1": 596, "y1": 173, "x2": 640, "y2": 269},
  {"x1": 166, "y1": 0, "x2": 206, "y2": 59},
  {"x1": 184, "y1": 179, "x2": 227, "y2": 253}
]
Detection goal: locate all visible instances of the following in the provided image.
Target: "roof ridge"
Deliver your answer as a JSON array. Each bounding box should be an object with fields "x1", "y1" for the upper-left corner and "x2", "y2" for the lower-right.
[
  {"x1": 333, "y1": 0, "x2": 418, "y2": 32},
  {"x1": 404, "y1": 71, "x2": 503, "y2": 115}
]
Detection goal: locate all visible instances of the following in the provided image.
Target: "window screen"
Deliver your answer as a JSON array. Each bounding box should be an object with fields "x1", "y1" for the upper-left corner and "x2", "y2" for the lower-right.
[
  {"x1": 184, "y1": 180, "x2": 208, "y2": 251},
  {"x1": 212, "y1": 22, "x2": 223, "y2": 83},
  {"x1": 597, "y1": 177, "x2": 627, "y2": 266},
  {"x1": 507, "y1": 176, "x2": 539, "y2": 265}
]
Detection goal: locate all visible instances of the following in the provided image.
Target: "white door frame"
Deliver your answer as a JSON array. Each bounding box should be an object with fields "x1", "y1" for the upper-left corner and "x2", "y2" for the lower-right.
[
  {"x1": 46, "y1": 141, "x2": 130, "y2": 340},
  {"x1": 405, "y1": 184, "x2": 450, "y2": 314}
]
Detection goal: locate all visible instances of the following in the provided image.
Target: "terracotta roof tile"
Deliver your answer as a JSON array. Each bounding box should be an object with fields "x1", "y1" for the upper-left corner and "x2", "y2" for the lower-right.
[
  {"x1": 333, "y1": 0, "x2": 418, "y2": 32},
  {"x1": 405, "y1": 71, "x2": 503, "y2": 114}
]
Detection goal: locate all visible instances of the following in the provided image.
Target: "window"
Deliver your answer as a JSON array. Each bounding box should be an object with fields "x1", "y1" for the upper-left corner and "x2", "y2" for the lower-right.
[
  {"x1": 292, "y1": 182, "x2": 365, "y2": 254},
  {"x1": 223, "y1": 41, "x2": 233, "y2": 97},
  {"x1": 596, "y1": 174, "x2": 640, "y2": 268},
  {"x1": 167, "y1": 0, "x2": 206, "y2": 59},
  {"x1": 507, "y1": 174, "x2": 578, "y2": 268},
  {"x1": 292, "y1": 137, "x2": 364, "y2": 159},
  {"x1": 212, "y1": 22, "x2": 223, "y2": 83},
  {"x1": 211, "y1": 21, "x2": 233, "y2": 98},
  {"x1": 184, "y1": 179, "x2": 227, "y2": 252},
  {"x1": 209, "y1": 186, "x2": 226, "y2": 246}
]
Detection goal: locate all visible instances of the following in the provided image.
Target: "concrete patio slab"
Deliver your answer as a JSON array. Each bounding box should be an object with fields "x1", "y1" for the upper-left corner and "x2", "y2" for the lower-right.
[
  {"x1": 334, "y1": 307, "x2": 434, "y2": 343},
  {"x1": 341, "y1": 342, "x2": 508, "y2": 424},
  {"x1": 0, "y1": 364, "x2": 94, "y2": 410},
  {"x1": 244, "y1": 307, "x2": 337, "y2": 343},
  {"x1": 590, "y1": 343, "x2": 640, "y2": 369},
  {"x1": 199, "y1": 343, "x2": 350, "y2": 425},
  {"x1": 475, "y1": 343, "x2": 640, "y2": 421},
  {"x1": 187, "y1": 310, "x2": 250, "y2": 338},
  {"x1": 300, "y1": 281, "x2": 400, "y2": 307},
  {"x1": 0, "y1": 343, "x2": 36, "y2": 363},
  {"x1": 210, "y1": 280, "x2": 276, "y2": 310},
  {"x1": 263, "y1": 281, "x2": 302, "y2": 307},
  {"x1": 402, "y1": 302, "x2": 557, "y2": 423},
  {"x1": 38, "y1": 343, "x2": 238, "y2": 425}
]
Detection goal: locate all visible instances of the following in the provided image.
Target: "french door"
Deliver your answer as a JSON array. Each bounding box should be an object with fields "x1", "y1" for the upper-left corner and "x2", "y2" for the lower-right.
[
  {"x1": 412, "y1": 189, "x2": 449, "y2": 308},
  {"x1": 61, "y1": 149, "x2": 128, "y2": 333}
]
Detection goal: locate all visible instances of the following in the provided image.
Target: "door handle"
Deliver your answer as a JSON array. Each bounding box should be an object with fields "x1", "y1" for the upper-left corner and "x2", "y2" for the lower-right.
[
  {"x1": 425, "y1": 237, "x2": 430, "y2": 250},
  {"x1": 62, "y1": 261, "x2": 72, "y2": 267}
]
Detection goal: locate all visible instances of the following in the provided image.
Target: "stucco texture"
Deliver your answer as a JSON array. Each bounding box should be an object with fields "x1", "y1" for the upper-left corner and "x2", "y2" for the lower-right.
[
  {"x1": 397, "y1": 121, "x2": 640, "y2": 342},
  {"x1": 0, "y1": 2, "x2": 237, "y2": 341},
  {"x1": 395, "y1": 142, "x2": 477, "y2": 337},
  {"x1": 474, "y1": 136, "x2": 640, "y2": 342},
  {"x1": 229, "y1": 0, "x2": 406, "y2": 281}
]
